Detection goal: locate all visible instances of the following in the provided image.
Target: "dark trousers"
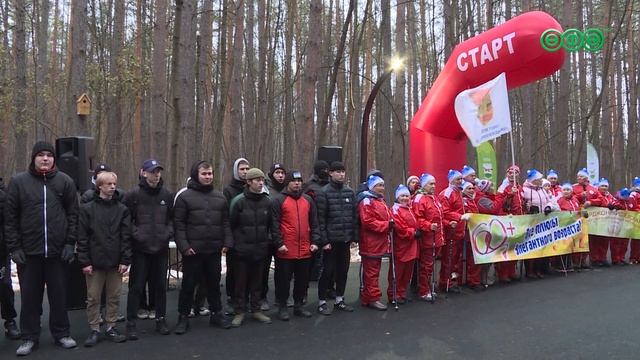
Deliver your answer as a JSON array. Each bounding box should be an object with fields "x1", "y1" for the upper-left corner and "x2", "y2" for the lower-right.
[
  {"x1": 275, "y1": 257, "x2": 311, "y2": 305},
  {"x1": 127, "y1": 250, "x2": 168, "y2": 320},
  {"x1": 233, "y1": 257, "x2": 266, "y2": 313},
  {"x1": 1, "y1": 256, "x2": 17, "y2": 321},
  {"x1": 178, "y1": 253, "x2": 222, "y2": 315},
  {"x1": 318, "y1": 242, "x2": 350, "y2": 300},
  {"x1": 260, "y1": 253, "x2": 274, "y2": 300},
  {"x1": 193, "y1": 279, "x2": 208, "y2": 309},
  {"x1": 17, "y1": 256, "x2": 70, "y2": 342},
  {"x1": 225, "y1": 250, "x2": 236, "y2": 299}
]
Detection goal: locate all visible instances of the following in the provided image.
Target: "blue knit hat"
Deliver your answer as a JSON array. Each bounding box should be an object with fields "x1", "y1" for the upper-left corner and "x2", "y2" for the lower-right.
[
  {"x1": 526, "y1": 169, "x2": 543, "y2": 182},
  {"x1": 598, "y1": 178, "x2": 609, "y2": 187},
  {"x1": 619, "y1": 188, "x2": 631, "y2": 199},
  {"x1": 367, "y1": 175, "x2": 384, "y2": 191},
  {"x1": 633, "y1": 177, "x2": 640, "y2": 188},
  {"x1": 547, "y1": 169, "x2": 558, "y2": 179},
  {"x1": 395, "y1": 185, "x2": 410, "y2": 200},
  {"x1": 447, "y1": 169, "x2": 462, "y2": 182},
  {"x1": 461, "y1": 165, "x2": 476, "y2": 178},
  {"x1": 420, "y1": 173, "x2": 435, "y2": 188},
  {"x1": 561, "y1": 183, "x2": 573, "y2": 191},
  {"x1": 577, "y1": 168, "x2": 589, "y2": 178}
]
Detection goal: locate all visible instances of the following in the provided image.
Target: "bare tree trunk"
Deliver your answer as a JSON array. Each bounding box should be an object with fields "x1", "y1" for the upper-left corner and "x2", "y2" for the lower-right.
[
  {"x1": 297, "y1": 0, "x2": 321, "y2": 174},
  {"x1": 392, "y1": 0, "x2": 407, "y2": 191},
  {"x1": 244, "y1": 0, "x2": 257, "y2": 162},
  {"x1": 35, "y1": 0, "x2": 50, "y2": 140},
  {"x1": 151, "y1": 0, "x2": 167, "y2": 161},
  {"x1": 625, "y1": 1, "x2": 638, "y2": 180},
  {"x1": 133, "y1": 0, "x2": 144, "y2": 168},
  {"x1": 196, "y1": 0, "x2": 213, "y2": 160},
  {"x1": 66, "y1": 0, "x2": 88, "y2": 135},
  {"x1": 228, "y1": 0, "x2": 245, "y2": 158},
  {"x1": 13, "y1": 0, "x2": 28, "y2": 169},
  {"x1": 282, "y1": 0, "x2": 295, "y2": 167}
]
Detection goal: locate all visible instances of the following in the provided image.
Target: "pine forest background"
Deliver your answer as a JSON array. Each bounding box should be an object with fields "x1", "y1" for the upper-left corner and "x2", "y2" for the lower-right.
[{"x1": 0, "y1": 0, "x2": 638, "y2": 196}]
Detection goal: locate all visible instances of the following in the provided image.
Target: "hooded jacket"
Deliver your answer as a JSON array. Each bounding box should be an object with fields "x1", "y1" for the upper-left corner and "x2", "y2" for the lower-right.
[
  {"x1": 229, "y1": 188, "x2": 272, "y2": 261},
  {"x1": 5, "y1": 142, "x2": 79, "y2": 257},
  {"x1": 358, "y1": 191, "x2": 391, "y2": 257},
  {"x1": 270, "y1": 189, "x2": 320, "y2": 259},
  {"x1": 223, "y1": 157, "x2": 249, "y2": 202},
  {"x1": 77, "y1": 193, "x2": 132, "y2": 269},
  {"x1": 174, "y1": 161, "x2": 232, "y2": 255},
  {"x1": 124, "y1": 177, "x2": 174, "y2": 254},
  {"x1": 390, "y1": 203, "x2": 419, "y2": 262},
  {"x1": 411, "y1": 191, "x2": 445, "y2": 248}
]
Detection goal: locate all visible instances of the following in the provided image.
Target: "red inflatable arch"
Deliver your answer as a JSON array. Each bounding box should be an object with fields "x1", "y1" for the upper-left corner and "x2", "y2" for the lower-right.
[{"x1": 409, "y1": 11, "x2": 565, "y2": 189}]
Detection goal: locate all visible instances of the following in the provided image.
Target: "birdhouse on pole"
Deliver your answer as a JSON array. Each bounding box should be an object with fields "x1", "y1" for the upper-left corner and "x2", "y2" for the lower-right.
[{"x1": 76, "y1": 93, "x2": 92, "y2": 115}]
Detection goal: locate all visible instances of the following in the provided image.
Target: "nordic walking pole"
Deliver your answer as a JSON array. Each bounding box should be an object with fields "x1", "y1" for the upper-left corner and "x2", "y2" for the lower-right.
[
  {"x1": 446, "y1": 228, "x2": 454, "y2": 293},
  {"x1": 431, "y1": 229, "x2": 437, "y2": 304},
  {"x1": 389, "y1": 223, "x2": 399, "y2": 311}
]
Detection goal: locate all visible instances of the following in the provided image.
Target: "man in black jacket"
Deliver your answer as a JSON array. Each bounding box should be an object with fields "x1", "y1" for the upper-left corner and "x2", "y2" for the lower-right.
[
  {"x1": 316, "y1": 161, "x2": 357, "y2": 315},
  {"x1": 124, "y1": 159, "x2": 173, "y2": 339},
  {"x1": 77, "y1": 171, "x2": 132, "y2": 347},
  {"x1": 228, "y1": 168, "x2": 272, "y2": 327},
  {"x1": 223, "y1": 157, "x2": 250, "y2": 305},
  {"x1": 174, "y1": 161, "x2": 233, "y2": 334},
  {"x1": 5, "y1": 141, "x2": 78, "y2": 356},
  {"x1": 0, "y1": 177, "x2": 20, "y2": 340}
]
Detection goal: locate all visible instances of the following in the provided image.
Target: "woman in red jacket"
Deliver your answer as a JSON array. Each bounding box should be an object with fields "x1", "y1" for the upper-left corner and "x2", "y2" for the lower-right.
[
  {"x1": 358, "y1": 175, "x2": 391, "y2": 311},
  {"x1": 388, "y1": 185, "x2": 419, "y2": 304},
  {"x1": 460, "y1": 181, "x2": 483, "y2": 290},
  {"x1": 611, "y1": 188, "x2": 638, "y2": 265},
  {"x1": 412, "y1": 173, "x2": 445, "y2": 301}
]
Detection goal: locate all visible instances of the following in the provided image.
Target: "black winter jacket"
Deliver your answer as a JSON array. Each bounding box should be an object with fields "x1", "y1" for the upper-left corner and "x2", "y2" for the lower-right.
[
  {"x1": 124, "y1": 178, "x2": 174, "y2": 254},
  {"x1": 316, "y1": 180, "x2": 357, "y2": 245},
  {"x1": 224, "y1": 178, "x2": 245, "y2": 203},
  {"x1": 174, "y1": 162, "x2": 232, "y2": 255},
  {"x1": 229, "y1": 189, "x2": 272, "y2": 261},
  {"x1": 77, "y1": 194, "x2": 132, "y2": 269},
  {"x1": 5, "y1": 168, "x2": 78, "y2": 257},
  {"x1": 303, "y1": 175, "x2": 328, "y2": 203}
]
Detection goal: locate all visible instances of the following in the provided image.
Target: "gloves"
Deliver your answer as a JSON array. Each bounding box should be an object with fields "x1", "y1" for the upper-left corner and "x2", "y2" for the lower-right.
[
  {"x1": 608, "y1": 203, "x2": 616, "y2": 210},
  {"x1": 414, "y1": 229, "x2": 423, "y2": 239},
  {"x1": 460, "y1": 213, "x2": 472, "y2": 221},
  {"x1": 11, "y1": 250, "x2": 26, "y2": 265},
  {"x1": 581, "y1": 210, "x2": 589, "y2": 219},
  {"x1": 544, "y1": 207, "x2": 552, "y2": 216},
  {"x1": 61, "y1": 244, "x2": 75, "y2": 264}
]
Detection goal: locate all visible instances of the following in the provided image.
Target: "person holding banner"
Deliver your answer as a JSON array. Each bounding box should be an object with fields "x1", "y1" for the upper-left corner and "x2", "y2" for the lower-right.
[
  {"x1": 460, "y1": 182, "x2": 483, "y2": 291},
  {"x1": 495, "y1": 165, "x2": 524, "y2": 284},
  {"x1": 546, "y1": 170, "x2": 561, "y2": 197},
  {"x1": 572, "y1": 168, "x2": 602, "y2": 267},
  {"x1": 358, "y1": 176, "x2": 392, "y2": 311},
  {"x1": 438, "y1": 170, "x2": 465, "y2": 293},
  {"x1": 556, "y1": 183, "x2": 583, "y2": 270},
  {"x1": 522, "y1": 169, "x2": 555, "y2": 278},
  {"x1": 412, "y1": 173, "x2": 444, "y2": 301},
  {"x1": 627, "y1": 178, "x2": 640, "y2": 264},
  {"x1": 388, "y1": 185, "x2": 419, "y2": 304},
  {"x1": 589, "y1": 179, "x2": 616, "y2": 267},
  {"x1": 610, "y1": 188, "x2": 637, "y2": 265}
]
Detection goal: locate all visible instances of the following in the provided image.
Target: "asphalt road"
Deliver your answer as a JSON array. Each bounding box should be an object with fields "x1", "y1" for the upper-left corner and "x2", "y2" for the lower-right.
[{"x1": 1, "y1": 263, "x2": 639, "y2": 360}]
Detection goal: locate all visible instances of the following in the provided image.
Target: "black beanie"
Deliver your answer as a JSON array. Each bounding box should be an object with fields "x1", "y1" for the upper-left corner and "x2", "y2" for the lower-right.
[
  {"x1": 329, "y1": 161, "x2": 346, "y2": 172},
  {"x1": 283, "y1": 170, "x2": 303, "y2": 187},
  {"x1": 31, "y1": 141, "x2": 56, "y2": 161},
  {"x1": 313, "y1": 160, "x2": 329, "y2": 176},
  {"x1": 269, "y1": 163, "x2": 286, "y2": 177}
]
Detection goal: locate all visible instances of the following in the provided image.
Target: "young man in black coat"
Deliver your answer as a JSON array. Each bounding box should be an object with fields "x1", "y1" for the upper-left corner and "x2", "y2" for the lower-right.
[
  {"x1": 174, "y1": 161, "x2": 233, "y2": 334},
  {"x1": 77, "y1": 171, "x2": 132, "y2": 347},
  {"x1": 124, "y1": 159, "x2": 174, "y2": 339},
  {"x1": 0, "y1": 176, "x2": 20, "y2": 340},
  {"x1": 5, "y1": 141, "x2": 78, "y2": 356},
  {"x1": 228, "y1": 168, "x2": 273, "y2": 327}
]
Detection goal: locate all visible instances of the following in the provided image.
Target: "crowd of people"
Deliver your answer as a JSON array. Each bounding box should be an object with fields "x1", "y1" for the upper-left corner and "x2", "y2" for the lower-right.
[{"x1": 1, "y1": 141, "x2": 639, "y2": 357}]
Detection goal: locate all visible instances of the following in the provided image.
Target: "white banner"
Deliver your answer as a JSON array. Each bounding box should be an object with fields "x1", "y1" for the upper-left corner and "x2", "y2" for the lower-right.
[
  {"x1": 587, "y1": 142, "x2": 599, "y2": 183},
  {"x1": 454, "y1": 72, "x2": 512, "y2": 147}
]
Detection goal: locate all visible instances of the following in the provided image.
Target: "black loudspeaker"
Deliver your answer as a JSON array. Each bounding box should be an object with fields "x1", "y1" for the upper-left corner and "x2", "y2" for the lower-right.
[
  {"x1": 56, "y1": 137, "x2": 95, "y2": 193},
  {"x1": 65, "y1": 258, "x2": 87, "y2": 310},
  {"x1": 317, "y1": 145, "x2": 342, "y2": 164}
]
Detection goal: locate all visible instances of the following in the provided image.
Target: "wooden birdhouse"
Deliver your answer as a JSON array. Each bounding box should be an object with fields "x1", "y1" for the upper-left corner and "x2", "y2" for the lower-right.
[{"x1": 76, "y1": 93, "x2": 92, "y2": 115}]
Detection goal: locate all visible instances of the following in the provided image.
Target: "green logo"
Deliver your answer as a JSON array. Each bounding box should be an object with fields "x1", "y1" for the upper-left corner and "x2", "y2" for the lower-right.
[{"x1": 541, "y1": 28, "x2": 604, "y2": 52}]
